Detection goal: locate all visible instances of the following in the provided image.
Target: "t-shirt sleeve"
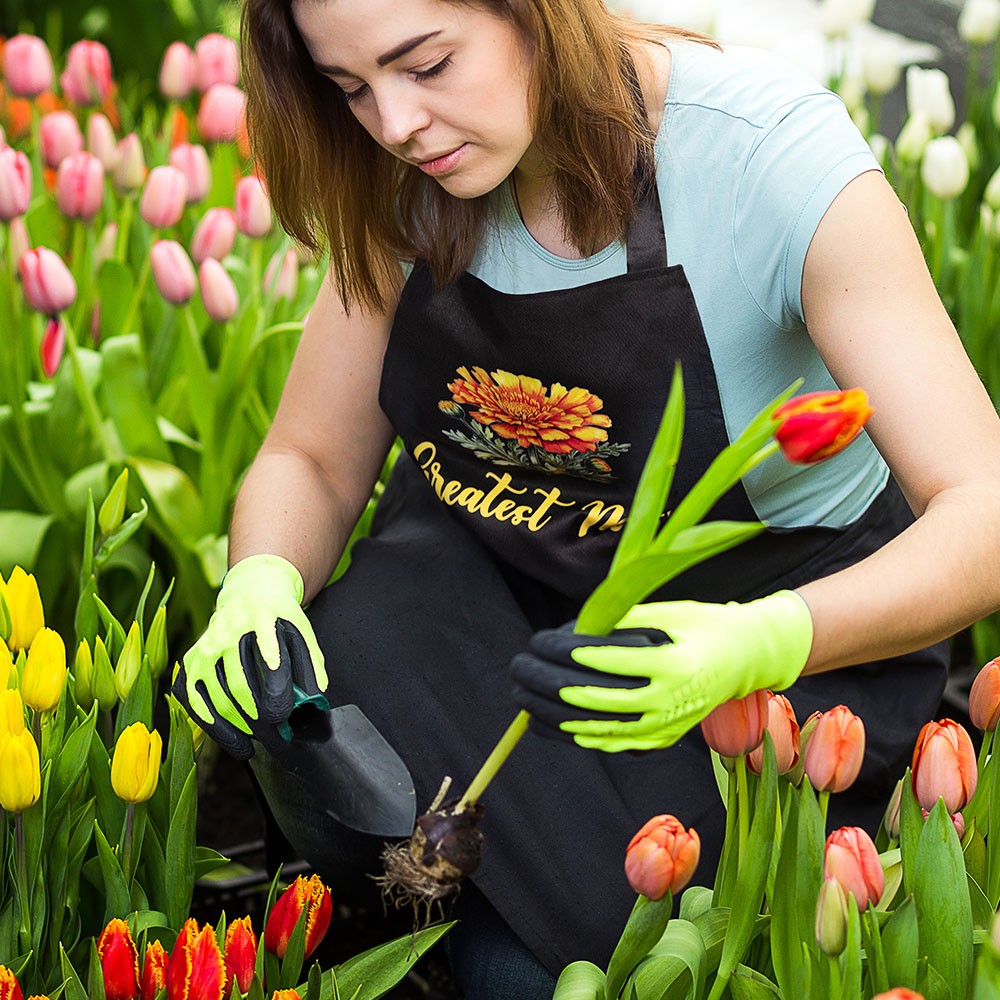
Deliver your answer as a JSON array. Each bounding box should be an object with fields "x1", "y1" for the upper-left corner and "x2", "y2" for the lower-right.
[{"x1": 733, "y1": 90, "x2": 881, "y2": 329}]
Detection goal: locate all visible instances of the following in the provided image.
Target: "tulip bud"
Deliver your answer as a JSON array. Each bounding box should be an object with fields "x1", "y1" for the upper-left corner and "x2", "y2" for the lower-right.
[
  {"x1": 60, "y1": 40, "x2": 113, "y2": 107},
  {"x1": 197, "y1": 83, "x2": 246, "y2": 143},
  {"x1": 0, "y1": 729, "x2": 41, "y2": 812},
  {"x1": 114, "y1": 621, "x2": 143, "y2": 701},
  {"x1": 40, "y1": 110, "x2": 84, "y2": 169},
  {"x1": 140, "y1": 165, "x2": 188, "y2": 229},
  {"x1": 99, "y1": 468, "x2": 129, "y2": 536},
  {"x1": 860, "y1": 36, "x2": 902, "y2": 97},
  {"x1": 882, "y1": 777, "x2": 903, "y2": 840},
  {"x1": 773, "y1": 389, "x2": 873, "y2": 465},
  {"x1": 960, "y1": 0, "x2": 1000, "y2": 44},
  {"x1": 93, "y1": 635, "x2": 118, "y2": 711},
  {"x1": 145, "y1": 606, "x2": 169, "y2": 680},
  {"x1": 194, "y1": 34, "x2": 240, "y2": 92},
  {"x1": 911, "y1": 718, "x2": 977, "y2": 814},
  {"x1": 623, "y1": 814, "x2": 701, "y2": 901},
  {"x1": 921, "y1": 806, "x2": 965, "y2": 839},
  {"x1": 814, "y1": 876, "x2": 849, "y2": 956},
  {"x1": 151, "y1": 240, "x2": 197, "y2": 305},
  {"x1": 3, "y1": 35, "x2": 55, "y2": 97},
  {"x1": 802, "y1": 704, "x2": 866, "y2": 793},
  {"x1": 56, "y1": 151, "x2": 105, "y2": 222},
  {"x1": 264, "y1": 248, "x2": 299, "y2": 300},
  {"x1": 159, "y1": 42, "x2": 197, "y2": 100},
  {"x1": 0, "y1": 146, "x2": 32, "y2": 221},
  {"x1": 111, "y1": 722, "x2": 162, "y2": 804},
  {"x1": 98, "y1": 919, "x2": 140, "y2": 1000},
  {"x1": 74, "y1": 639, "x2": 95, "y2": 710},
  {"x1": 19, "y1": 248, "x2": 77, "y2": 315},
  {"x1": 271, "y1": 992, "x2": 301, "y2": 1000},
  {"x1": 748, "y1": 691, "x2": 800, "y2": 775},
  {"x1": 868, "y1": 133, "x2": 891, "y2": 166},
  {"x1": 957, "y1": 121, "x2": 980, "y2": 174},
  {"x1": 700, "y1": 690, "x2": 768, "y2": 758},
  {"x1": 920, "y1": 136, "x2": 970, "y2": 201},
  {"x1": 86, "y1": 112, "x2": 120, "y2": 173},
  {"x1": 824, "y1": 825, "x2": 884, "y2": 910},
  {"x1": 95, "y1": 223, "x2": 119, "y2": 271},
  {"x1": 21, "y1": 626, "x2": 67, "y2": 712},
  {"x1": 872, "y1": 990, "x2": 926, "y2": 1000},
  {"x1": 263, "y1": 875, "x2": 333, "y2": 959},
  {"x1": 8, "y1": 218, "x2": 30, "y2": 270},
  {"x1": 166, "y1": 919, "x2": 226, "y2": 1000},
  {"x1": 223, "y1": 917, "x2": 257, "y2": 995},
  {"x1": 0, "y1": 966, "x2": 24, "y2": 1000},
  {"x1": 199, "y1": 258, "x2": 240, "y2": 323},
  {"x1": 113, "y1": 134, "x2": 146, "y2": 194},
  {"x1": 0, "y1": 689, "x2": 26, "y2": 738},
  {"x1": 895, "y1": 112, "x2": 933, "y2": 165},
  {"x1": 906, "y1": 66, "x2": 955, "y2": 134},
  {"x1": 169, "y1": 144, "x2": 211, "y2": 204},
  {"x1": 969, "y1": 657, "x2": 1000, "y2": 731},
  {"x1": 140, "y1": 942, "x2": 168, "y2": 1000},
  {"x1": 40, "y1": 317, "x2": 66, "y2": 377},
  {"x1": 4, "y1": 569, "x2": 44, "y2": 654},
  {"x1": 190, "y1": 208, "x2": 237, "y2": 264},
  {"x1": 235, "y1": 176, "x2": 272, "y2": 238},
  {"x1": 818, "y1": 0, "x2": 876, "y2": 38}
]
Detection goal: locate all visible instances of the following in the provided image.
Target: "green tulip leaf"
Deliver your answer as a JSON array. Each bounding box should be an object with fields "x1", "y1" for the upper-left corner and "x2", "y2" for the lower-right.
[
  {"x1": 61, "y1": 942, "x2": 89, "y2": 1000},
  {"x1": 87, "y1": 735, "x2": 126, "y2": 858},
  {"x1": 93, "y1": 821, "x2": 132, "y2": 926},
  {"x1": 194, "y1": 846, "x2": 230, "y2": 880},
  {"x1": 115, "y1": 653, "x2": 153, "y2": 737},
  {"x1": 47, "y1": 704, "x2": 97, "y2": 823},
  {"x1": 131, "y1": 457, "x2": 207, "y2": 547},
  {"x1": 552, "y1": 966, "x2": 607, "y2": 1000},
  {"x1": 692, "y1": 906, "x2": 731, "y2": 972},
  {"x1": 605, "y1": 893, "x2": 674, "y2": 1000},
  {"x1": 165, "y1": 767, "x2": 198, "y2": 930},
  {"x1": 969, "y1": 872, "x2": 994, "y2": 930},
  {"x1": 678, "y1": 885, "x2": 713, "y2": 923},
  {"x1": 0, "y1": 510, "x2": 56, "y2": 574},
  {"x1": 279, "y1": 903, "x2": 311, "y2": 991},
  {"x1": 95, "y1": 501, "x2": 150, "y2": 571},
  {"x1": 139, "y1": 825, "x2": 168, "y2": 918},
  {"x1": 965, "y1": 821, "x2": 988, "y2": 891},
  {"x1": 729, "y1": 965, "x2": 781, "y2": 999},
  {"x1": 633, "y1": 918, "x2": 708, "y2": 1000},
  {"x1": 88, "y1": 938, "x2": 107, "y2": 1000},
  {"x1": 900, "y1": 770, "x2": 924, "y2": 895}
]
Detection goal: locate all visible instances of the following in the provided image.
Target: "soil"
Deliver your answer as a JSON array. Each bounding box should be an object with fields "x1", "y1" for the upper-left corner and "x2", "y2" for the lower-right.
[{"x1": 193, "y1": 748, "x2": 460, "y2": 999}]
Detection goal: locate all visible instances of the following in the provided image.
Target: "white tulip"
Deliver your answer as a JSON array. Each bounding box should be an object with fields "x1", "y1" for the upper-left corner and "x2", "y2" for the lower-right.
[
  {"x1": 868, "y1": 133, "x2": 891, "y2": 165},
  {"x1": 906, "y1": 66, "x2": 956, "y2": 134},
  {"x1": 983, "y1": 165, "x2": 1000, "y2": 211},
  {"x1": 818, "y1": 0, "x2": 877, "y2": 37},
  {"x1": 626, "y1": 0, "x2": 717, "y2": 32},
  {"x1": 920, "y1": 136, "x2": 970, "y2": 200},
  {"x1": 861, "y1": 37, "x2": 903, "y2": 96},
  {"x1": 957, "y1": 121, "x2": 980, "y2": 173},
  {"x1": 895, "y1": 112, "x2": 933, "y2": 163},
  {"x1": 959, "y1": 0, "x2": 1000, "y2": 45}
]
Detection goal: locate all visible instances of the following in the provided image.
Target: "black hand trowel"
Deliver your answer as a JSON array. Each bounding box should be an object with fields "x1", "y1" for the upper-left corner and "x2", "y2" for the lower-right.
[{"x1": 248, "y1": 685, "x2": 417, "y2": 854}]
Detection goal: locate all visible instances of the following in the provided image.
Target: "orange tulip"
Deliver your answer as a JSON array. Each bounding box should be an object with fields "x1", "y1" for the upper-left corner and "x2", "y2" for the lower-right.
[
  {"x1": 748, "y1": 692, "x2": 800, "y2": 775},
  {"x1": 263, "y1": 875, "x2": 333, "y2": 960},
  {"x1": 969, "y1": 657, "x2": 1000, "y2": 731},
  {"x1": 624, "y1": 814, "x2": 701, "y2": 901},
  {"x1": 824, "y1": 826, "x2": 884, "y2": 910},
  {"x1": 872, "y1": 991, "x2": 926, "y2": 1000},
  {"x1": 921, "y1": 807, "x2": 965, "y2": 839},
  {"x1": 223, "y1": 917, "x2": 257, "y2": 995},
  {"x1": 0, "y1": 966, "x2": 23, "y2": 1000},
  {"x1": 911, "y1": 719, "x2": 977, "y2": 814},
  {"x1": 802, "y1": 705, "x2": 865, "y2": 793},
  {"x1": 270, "y1": 993, "x2": 301, "y2": 1000},
  {"x1": 141, "y1": 942, "x2": 168, "y2": 1000},
  {"x1": 699, "y1": 690, "x2": 768, "y2": 758},
  {"x1": 773, "y1": 388, "x2": 873, "y2": 464},
  {"x1": 97, "y1": 919, "x2": 140, "y2": 1000},
  {"x1": 165, "y1": 919, "x2": 225, "y2": 1000}
]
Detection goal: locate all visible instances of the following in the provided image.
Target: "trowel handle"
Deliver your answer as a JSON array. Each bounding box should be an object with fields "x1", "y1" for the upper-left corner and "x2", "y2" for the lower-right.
[{"x1": 277, "y1": 684, "x2": 331, "y2": 741}]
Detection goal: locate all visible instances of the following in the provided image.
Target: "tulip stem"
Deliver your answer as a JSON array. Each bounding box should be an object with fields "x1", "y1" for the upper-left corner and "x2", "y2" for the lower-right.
[
  {"x1": 63, "y1": 316, "x2": 119, "y2": 461},
  {"x1": 15, "y1": 813, "x2": 31, "y2": 949},
  {"x1": 977, "y1": 728, "x2": 993, "y2": 773},
  {"x1": 120, "y1": 253, "x2": 151, "y2": 337},
  {"x1": 735, "y1": 754, "x2": 750, "y2": 860},
  {"x1": 122, "y1": 802, "x2": 135, "y2": 885},
  {"x1": 458, "y1": 710, "x2": 530, "y2": 809}
]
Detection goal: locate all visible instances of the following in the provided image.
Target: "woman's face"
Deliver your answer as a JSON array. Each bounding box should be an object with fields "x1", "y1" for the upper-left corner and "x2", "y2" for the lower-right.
[{"x1": 291, "y1": 0, "x2": 537, "y2": 198}]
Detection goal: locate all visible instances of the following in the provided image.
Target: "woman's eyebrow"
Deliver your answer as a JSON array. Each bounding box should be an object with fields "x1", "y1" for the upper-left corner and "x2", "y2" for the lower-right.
[{"x1": 314, "y1": 30, "x2": 443, "y2": 75}]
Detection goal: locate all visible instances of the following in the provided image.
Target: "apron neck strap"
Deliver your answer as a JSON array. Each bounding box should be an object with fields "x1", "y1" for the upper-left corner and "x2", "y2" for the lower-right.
[{"x1": 626, "y1": 179, "x2": 667, "y2": 273}]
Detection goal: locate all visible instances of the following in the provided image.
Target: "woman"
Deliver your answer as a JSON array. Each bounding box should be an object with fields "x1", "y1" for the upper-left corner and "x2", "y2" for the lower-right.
[{"x1": 173, "y1": 0, "x2": 1000, "y2": 996}]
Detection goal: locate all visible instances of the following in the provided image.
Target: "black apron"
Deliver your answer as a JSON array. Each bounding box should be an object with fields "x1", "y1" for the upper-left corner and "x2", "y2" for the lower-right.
[{"x1": 304, "y1": 179, "x2": 948, "y2": 974}]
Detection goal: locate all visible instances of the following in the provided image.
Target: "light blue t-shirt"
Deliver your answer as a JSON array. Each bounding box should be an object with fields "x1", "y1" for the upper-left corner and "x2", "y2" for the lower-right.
[{"x1": 468, "y1": 40, "x2": 888, "y2": 528}]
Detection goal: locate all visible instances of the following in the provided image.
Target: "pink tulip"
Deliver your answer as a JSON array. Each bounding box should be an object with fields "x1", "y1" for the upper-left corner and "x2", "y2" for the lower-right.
[
  {"x1": 748, "y1": 691, "x2": 801, "y2": 775},
  {"x1": 86, "y1": 113, "x2": 119, "y2": 173},
  {"x1": 235, "y1": 175, "x2": 272, "y2": 238},
  {"x1": 56, "y1": 151, "x2": 105, "y2": 222},
  {"x1": 0, "y1": 146, "x2": 32, "y2": 221},
  {"x1": 199, "y1": 258, "x2": 239, "y2": 322},
  {"x1": 9, "y1": 218, "x2": 30, "y2": 268},
  {"x1": 911, "y1": 718, "x2": 978, "y2": 814},
  {"x1": 190, "y1": 207, "x2": 237, "y2": 264},
  {"x1": 969, "y1": 657, "x2": 1000, "y2": 732},
  {"x1": 802, "y1": 705, "x2": 866, "y2": 793},
  {"x1": 3, "y1": 34, "x2": 54, "y2": 97},
  {"x1": 196, "y1": 83, "x2": 245, "y2": 142},
  {"x1": 872, "y1": 991, "x2": 926, "y2": 1000},
  {"x1": 150, "y1": 240, "x2": 196, "y2": 305},
  {"x1": 700, "y1": 690, "x2": 768, "y2": 758},
  {"x1": 40, "y1": 111, "x2": 83, "y2": 169},
  {"x1": 19, "y1": 247, "x2": 77, "y2": 314},
  {"x1": 159, "y1": 42, "x2": 197, "y2": 100},
  {"x1": 264, "y1": 248, "x2": 299, "y2": 300},
  {"x1": 823, "y1": 826, "x2": 884, "y2": 910},
  {"x1": 920, "y1": 807, "x2": 966, "y2": 839},
  {"x1": 139, "y1": 165, "x2": 188, "y2": 229},
  {"x1": 624, "y1": 815, "x2": 701, "y2": 901},
  {"x1": 60, "y1": 40, "x2": 113, "y2": 106},
  {"x1": 169, "y1": 144, "x2": 211, "y2": 203},
  {"x1": 40, "y1": 317, "x2": 66, "y2": 377},
  {"x1": 113, "y1": 134, "x2": 146, "y2": 193},
  {"x1": 194, "y1": 34, "x2": 239, "y2": 92}
]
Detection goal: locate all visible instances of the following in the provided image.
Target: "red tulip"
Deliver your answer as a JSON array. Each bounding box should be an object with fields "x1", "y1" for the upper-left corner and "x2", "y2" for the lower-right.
[
  {"x1": 264, "y1": 249, "x2": 299, "y2": 300},
  {"x1": 194, "y1": 34, "x2": 239, "y2": 92},
  {"x1": 0, "y1": 966, "x2": 23, "y2": 1000},
  {"x1": 113, "y1": 133, "x2": 146, "y2": 193},
  {"x1": 191, "y1": 208, "x2": 237, "y2": 264},
  {"x1": 0, "y1": 146, "x2": 32, "y2": 221},
  {"x1": 200, "y1": 258, "x2": 239, "y2": 322},
  {"x1": 169, "y1": 144, "x2": 211, "y2": 203},
  {"x1": 872, "y1": 990, "x2": 926, "y2": 1000},
  {"x1": 270, "y1": 992, "x2": 301, "y2": 1000},
  {"x1": 773, "y1": 388, "x2": 874, "y2": 464},
  {"x1": 140, "y1": 165, "x2": 188, "y2": 229},
  {"x1": 56, "y1": 151, "x2": 105, "y2": 222},
  {"x1": 87, "y1": 112, "x2": 119, "y2": 173},
  {"x1": 60, "y1": 40, "x2": 113, "y2": 106},
  {"x1": 802, "y1": 705, "x2": 865, "y2": 793},
  {"x1": 196, "y1": 84, "x2": 246, "y2": 143},
  {"x1": 223, "y1": 917, "x2": 257, "y2": 995},
  {"x1": 3, "y1": 35, "x2": 54, "y2": 97},
  {"x1": 97, "y1": 919, "x2": 140, "y2": 1000},
  {"x1": 824, "y1": 826, "x2": 884, "y2": 910},
  {"x1": 911, "y1": 718, "x2": 977, "y2": 813},
  {"x1": 748, "y1": 691, "x2": 800, "y2": 775},
  {"x1": 699, "y1": 690, "x2": 768, "y2": 758},
  {"x1": 40, "y1": 110, "x2": 83, "y2": 169},
  {"x1": 235, "y1": 175, "x2": 272, "y2": 238},
  {"x1": 150, "y1": 241, "x2": 197, "y2": 305},
  {"x1": 263, "y1": 875, "x2": 333, "y2": 960},
  {"x1": 40, "y1": 317, "x2": 65, "y2": 377},
  {"x1": 624, "y1": 814, "x2": 701, "y2": 901},
  {"x1": 140, "y1": 942, "x2": 168, "y2": 1000},
  {"x1": 969, "y1": 657, "x2": 1000, "y2": 731},
  {"x1": 159, "y1": 42, "x2": 197, "y2": 100},
  {"x1": 166, "y1": 919, "x2": 225, "y2": 1000},
  {"x1": 19, "y1": 248, "x2": 77, "y2": 314}
]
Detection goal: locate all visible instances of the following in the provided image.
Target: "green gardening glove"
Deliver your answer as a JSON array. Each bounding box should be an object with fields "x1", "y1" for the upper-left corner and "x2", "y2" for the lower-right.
[
  {"x1": 510, "y1": 590, "x2": 813, "y2": 752},
  {"x1": 173, "y1": 554, "x2": 328, "y2": 759}
]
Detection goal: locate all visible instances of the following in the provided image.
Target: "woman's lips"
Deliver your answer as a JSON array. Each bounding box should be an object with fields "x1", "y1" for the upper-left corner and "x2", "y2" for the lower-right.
[{"x1": 416, "y1": 144, "x2": 468, "y2": 176}]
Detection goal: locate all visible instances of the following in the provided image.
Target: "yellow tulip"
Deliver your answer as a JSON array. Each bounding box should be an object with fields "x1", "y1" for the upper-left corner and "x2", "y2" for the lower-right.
[
  {"x1": 0, "y1": 638, "x2": 12, "y2": 689},
  {"x1": 0, "y1": 690, "x2": 25, "y2": 738},
  {"x1": 5, "y1": 567, "x2": 44, "y2": 653},
  {"x1": 74, "y1": 639, "x2": 94, "y2": 710},
  {"x1": 0, "y1": 729, "x2": 41, "y2": 812},
  {"x1": 21, "y1": 627, "x2": 67, "y2": 712},
  {"x1": 110, "y1": 722, "x2": 162, "y2": 804}
]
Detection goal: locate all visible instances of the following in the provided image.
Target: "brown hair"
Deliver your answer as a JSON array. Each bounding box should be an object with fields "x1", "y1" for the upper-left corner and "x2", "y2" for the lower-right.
[{"x1": 242, "y1": 0, "x2": 717, "y2": 312}]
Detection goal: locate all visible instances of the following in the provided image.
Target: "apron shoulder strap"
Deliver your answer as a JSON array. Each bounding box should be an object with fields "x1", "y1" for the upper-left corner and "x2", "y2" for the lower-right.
[{"x1": 626, "y1": 177, "x2": 668, "y2": 273}]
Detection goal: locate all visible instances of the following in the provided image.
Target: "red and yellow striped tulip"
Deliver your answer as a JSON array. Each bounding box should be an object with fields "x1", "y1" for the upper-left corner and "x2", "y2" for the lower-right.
[
  {"x1": 0, "y1": 966, "x2": 23, "y2": 1000},
  {"x1": 166, "y1": 919, "x2": 225, "y2": 1000},
  {"x1": 263, "y1": 875, "x2": 333, "y2": 960},
  {"x1": 97, "y1": 919, "x2": 140, "y2": 1000},
  {"x1": 141, "y1": 941, "x2": 169, "y2": 1000},
  {"x1": 223, "y1": 917, "x2": 257, "y2": 995},
  {"x1": 773, "y1": 388, "x2": 873, "y2": 464}
]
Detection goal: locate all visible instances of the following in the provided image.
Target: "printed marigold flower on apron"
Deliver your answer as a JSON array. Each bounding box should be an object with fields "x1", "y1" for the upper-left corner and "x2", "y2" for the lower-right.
[{"x1": 440, "y1": 366, "x2": 630, "y2": 481}]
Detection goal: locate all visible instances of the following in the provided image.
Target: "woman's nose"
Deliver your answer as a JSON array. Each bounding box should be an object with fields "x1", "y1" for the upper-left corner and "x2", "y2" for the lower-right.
[{"x1": 376, "y1": 87, "x2": 431, "y2": 147}]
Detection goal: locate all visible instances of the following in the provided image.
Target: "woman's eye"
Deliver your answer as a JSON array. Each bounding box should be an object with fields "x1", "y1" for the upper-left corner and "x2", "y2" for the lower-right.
[
  {"x1": 413, "y1": 55, "x2": 452, "y2": 81},
  {"x1": 343, "y1": 84, "x2": 369, "y2": 104}
]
